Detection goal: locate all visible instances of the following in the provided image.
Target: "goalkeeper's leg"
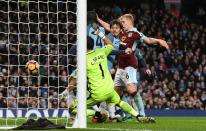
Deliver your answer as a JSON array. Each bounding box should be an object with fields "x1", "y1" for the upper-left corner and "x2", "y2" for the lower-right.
[
  {"x1": 68, "y1": 99, "x2": 96, "y2": 125},
  {"x1": 107, "y1": 90, "x2": 138, "y2": 117},
  {"x1": 69, "y1": 97, "x2": 108, "y2": 123},
  {"x1": 69, "y1": 99, "x2": 99, "y2": 117},
  {"x1": 122, "y1": 95, "x2": 132, "y2": 116},
  {"x1": 87, "y1": 97, "x2": 108, "y2": 123},
  {"x1": 108, "y1": 90, "x2": 155, "y2": 123}
]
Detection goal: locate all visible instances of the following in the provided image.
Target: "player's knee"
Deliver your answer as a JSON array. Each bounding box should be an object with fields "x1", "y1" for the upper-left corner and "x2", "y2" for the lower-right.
[
  {"x1": 115, "y1": 86, "x2": 121, "y2": 95},
  {"x1": 128, "y1": 91, "x2": 137, "y2": 97},
  {"x1": 126, "y1": 84, "x2": 137, "y2": 94},
  {"x1": 116, "y1": 100, "x2": 122, "y2": 107},
  {"x1": 113, "y1": 98, "x2": 121, "y2": 107}
]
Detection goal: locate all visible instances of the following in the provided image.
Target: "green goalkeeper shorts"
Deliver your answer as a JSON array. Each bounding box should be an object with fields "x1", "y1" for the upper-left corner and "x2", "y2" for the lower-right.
[{"x1": 87, "y1": 89, "x2": 120, "y2": 108}]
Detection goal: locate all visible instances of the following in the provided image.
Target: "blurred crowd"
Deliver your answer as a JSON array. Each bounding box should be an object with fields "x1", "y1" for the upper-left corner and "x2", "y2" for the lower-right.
[
  {"x1": 0, "y1": 0, "x2": 76, "y2": 108},
  {"x1": 0, "y1": 1, "x2": 206, "y2": 110},
  {"x1": 94, "y1": 3, "x2": 206, "y2": 110}
]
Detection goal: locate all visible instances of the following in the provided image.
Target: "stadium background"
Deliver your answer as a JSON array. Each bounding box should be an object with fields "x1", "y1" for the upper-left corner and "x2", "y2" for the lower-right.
[
  {"x1": 87, "y1": 0, "x2": 206, "y2": 111},
  {"x1": 0, "y1": 0, "x2": 76, "y2": 109},
  {"x1": 0, "y1": 0, "x2": 206, "y2": 115}
]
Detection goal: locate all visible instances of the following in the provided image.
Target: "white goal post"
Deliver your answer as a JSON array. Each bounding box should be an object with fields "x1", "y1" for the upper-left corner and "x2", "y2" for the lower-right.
[
  {"x1": 0, "y1": 0, "x2": 87, "y2": 129},
  {"x1": 76, "y1": 0, "x2": 87, "y2": 128}
]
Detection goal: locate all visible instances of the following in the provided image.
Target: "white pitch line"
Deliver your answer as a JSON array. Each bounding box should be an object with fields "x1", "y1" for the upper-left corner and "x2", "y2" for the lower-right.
[
  {"x1": 86, "y1": 128, "x2": 153, "y2": 131},
  {"x1": 67, "y1": 127, "x2": 154, "y2": 131}
]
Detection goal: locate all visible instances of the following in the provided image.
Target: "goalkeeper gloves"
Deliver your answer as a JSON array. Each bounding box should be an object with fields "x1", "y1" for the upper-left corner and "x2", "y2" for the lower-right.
[
  {"x1": 91, "y1": 23, "x2": 105, "y2": 39},
  {"x1": 59, "y1": 89, "x2": 69, "y2": 99}
]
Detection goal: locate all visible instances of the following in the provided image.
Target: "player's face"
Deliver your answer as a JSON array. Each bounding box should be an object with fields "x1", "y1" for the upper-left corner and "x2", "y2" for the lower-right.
[
  {"x1": 120, "y1": 17, "x2": 132, "y2": 31},
  {"x1": 110, "y1": 24, "x2": 121, "y2": 37}
]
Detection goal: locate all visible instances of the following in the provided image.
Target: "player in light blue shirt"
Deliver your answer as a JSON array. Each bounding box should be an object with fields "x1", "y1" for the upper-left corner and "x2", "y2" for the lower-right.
[
  {"x1": 87, "y1": 11, "x2": 105, "y2": 50},
  {"x1": 107, "y1": 33, "x2": 121, "y2": 72},
  {"x1": 87, "y1": 14, "x2": 123, "y2": 72},
  {"x1": 87, "y1": 24, "x2": 105, "y2": 49}
]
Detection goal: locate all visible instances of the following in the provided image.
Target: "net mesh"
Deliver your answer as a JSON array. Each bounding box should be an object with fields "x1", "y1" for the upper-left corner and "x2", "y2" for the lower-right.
[{"x1": 0, "y1": 0, "x2": 77, "y2": 128}]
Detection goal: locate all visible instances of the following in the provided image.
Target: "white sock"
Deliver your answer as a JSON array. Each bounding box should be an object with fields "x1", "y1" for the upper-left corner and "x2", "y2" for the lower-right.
[
  {"x1": 92, "y1": 105, "x2": 101, "y2": 112},
  {"x1": 108, "y1": 105, "x2": 115, "y2": 119}
]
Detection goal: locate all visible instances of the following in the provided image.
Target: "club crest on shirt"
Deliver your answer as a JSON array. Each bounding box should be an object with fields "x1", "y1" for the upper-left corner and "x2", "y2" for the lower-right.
[
  {"x1": 128, "y1": 32, "x2": 133, "y2": 38},
  {"x1": 121, "y1": 36, "x2": 126, "y2": 42}
]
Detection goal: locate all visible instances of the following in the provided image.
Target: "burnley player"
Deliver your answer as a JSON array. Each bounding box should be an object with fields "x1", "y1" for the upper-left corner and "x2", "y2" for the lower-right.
[
  {"x1": 107, "y1": 19, "x2": 150, "y2": 77},
  {"x1": 106, "y1": 20, "x2": 151, "y2": 118},
  {"x1": 96, "y1": 16, "x2": 151, "y2": 118},
  {"x1": 97, "y1": 14, "x2": 169, "y2": 120},
  {"x1": 86, "y1": 26, "x2": 155, "y2": 123}
]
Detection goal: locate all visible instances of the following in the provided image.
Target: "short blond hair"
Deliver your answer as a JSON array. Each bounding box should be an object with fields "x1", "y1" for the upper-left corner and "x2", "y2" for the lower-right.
[{"x1": 119, "y1": 14, "x2": 134, "y2": 25}]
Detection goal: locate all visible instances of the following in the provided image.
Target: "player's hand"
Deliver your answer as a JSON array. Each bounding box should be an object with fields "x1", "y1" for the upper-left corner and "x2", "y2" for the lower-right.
[
  {"x1": 158, "y1": 39, "x2": 169, "y2": 49},
  {"x1": 59, "y1": 89, "x2": 69, "y2": 99},
  {"x1": 92, "y1": 28, "x2": 100, "y2": 35},
  {"x1": 91, "y1": 23, "x2": 100, "y2": 35},
  {"x1": 92, "y1": 27, "x2": 105, "y2": 39},
  {"x1": 145, "y1": 68, "x2": 151, "y2": 76},
  {"x1": 96, "y1": 14, "x2": 100, "y2": 22},
  {"x1": 125, "y1": 48, "x2": 132, "y2": 54}
]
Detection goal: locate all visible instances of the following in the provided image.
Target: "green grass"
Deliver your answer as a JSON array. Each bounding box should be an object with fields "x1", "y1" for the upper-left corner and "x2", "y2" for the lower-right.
[{"x1": 0, "y1": 117, "x2": 206, "y2": 131}]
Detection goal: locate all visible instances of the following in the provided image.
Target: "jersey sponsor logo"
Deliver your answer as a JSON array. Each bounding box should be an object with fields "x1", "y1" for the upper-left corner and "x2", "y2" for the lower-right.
[
  {"x1": 91, "y1": 55, "x2": 105, "y2": 65},
  {"x1": 120, "y1": 41, "x2": 127, "y2": 46},
  {"x1": 128, "y1": 32, "x2": 133, "y2": 38}
]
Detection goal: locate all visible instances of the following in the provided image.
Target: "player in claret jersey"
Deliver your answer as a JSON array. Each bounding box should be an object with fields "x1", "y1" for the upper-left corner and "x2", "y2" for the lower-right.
[
  {"x1": 97, "y1": 14, "x2": 169, "y2": 122},
  {"x1": 86, "y1": 26, "x2": 156, "y2": 123}
]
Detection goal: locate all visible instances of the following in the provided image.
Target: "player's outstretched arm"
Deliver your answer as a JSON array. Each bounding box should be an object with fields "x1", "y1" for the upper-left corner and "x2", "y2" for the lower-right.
[
  {"x1": 96, "y1": 14, "x2": 111, "y2": 31},
  {"x1": 143, "y1": 37, "x2": 169, "y2": 49}
]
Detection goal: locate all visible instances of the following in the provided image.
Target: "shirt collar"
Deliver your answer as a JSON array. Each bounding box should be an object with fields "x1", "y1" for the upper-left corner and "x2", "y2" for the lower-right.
[
  {"x1": 87, "y1": 50, "x2": 95, "y2": 54},
  {"x1": 128, "y1": 27, "x2": 137, "y2": 32}
]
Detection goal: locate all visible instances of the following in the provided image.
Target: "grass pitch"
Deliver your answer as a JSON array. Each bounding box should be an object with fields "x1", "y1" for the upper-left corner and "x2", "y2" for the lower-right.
[{"x1": 0, "y1": 117, "x2": 206, "y2": 131}]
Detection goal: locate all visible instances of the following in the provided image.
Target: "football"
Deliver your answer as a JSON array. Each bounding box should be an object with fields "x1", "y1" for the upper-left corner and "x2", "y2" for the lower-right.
[{"x1": 25, "y1": 60, "x2": 40, "y2": 75}]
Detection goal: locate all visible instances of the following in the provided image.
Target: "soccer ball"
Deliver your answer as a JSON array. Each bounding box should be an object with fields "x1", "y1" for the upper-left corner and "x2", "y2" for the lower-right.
[{"x1": 25, "y1": 60, "x2": 40, "y2": 75}]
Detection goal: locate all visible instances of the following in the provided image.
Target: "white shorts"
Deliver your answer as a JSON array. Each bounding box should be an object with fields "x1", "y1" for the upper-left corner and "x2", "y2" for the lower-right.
[{"x1": 114, "y1": 66, "x2": 137, "y2": 87}]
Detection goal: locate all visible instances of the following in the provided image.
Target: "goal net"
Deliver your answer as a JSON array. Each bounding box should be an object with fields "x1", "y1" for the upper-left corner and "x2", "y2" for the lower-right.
[{"x1": 0, "y1": 0, "x2": 86, "y2": 129}]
